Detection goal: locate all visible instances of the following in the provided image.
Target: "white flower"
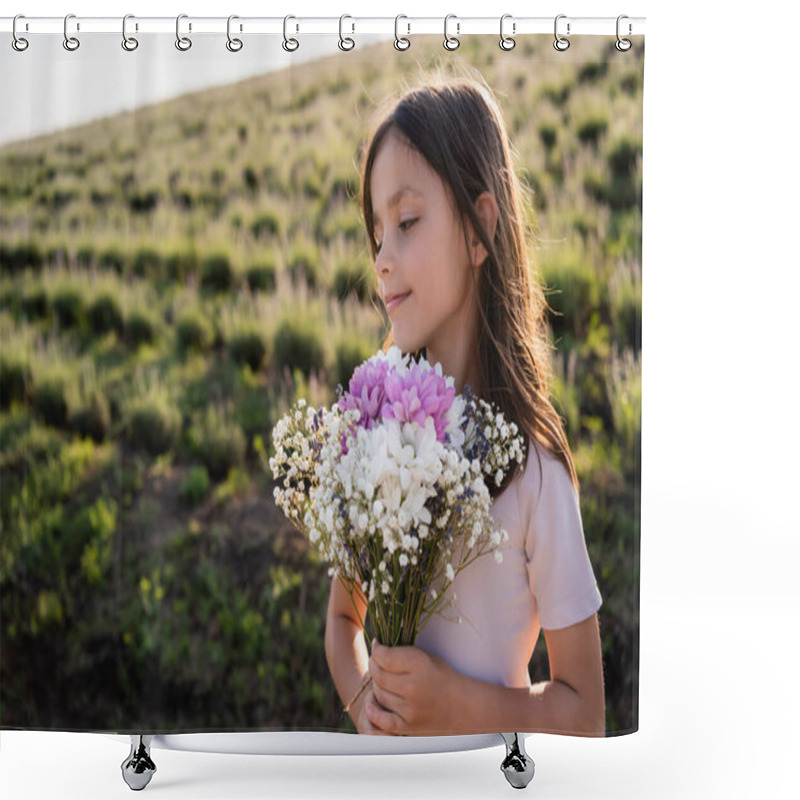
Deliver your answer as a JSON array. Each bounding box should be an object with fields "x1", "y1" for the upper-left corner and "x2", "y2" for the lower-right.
[
  {"x1": 445, "y1": 563, "x2": 455, "y2": 581},
  {"x1": 399, "y1": 554, "x2": 409, "y2": 567},
  {"x1": 494, "y1": 551, "x2": 504, "y2": 564}
]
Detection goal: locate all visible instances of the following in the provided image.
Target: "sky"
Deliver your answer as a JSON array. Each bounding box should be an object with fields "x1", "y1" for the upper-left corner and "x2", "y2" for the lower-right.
[{"x1": 0, "y1": 27, "x2": 392, "y2": 148}]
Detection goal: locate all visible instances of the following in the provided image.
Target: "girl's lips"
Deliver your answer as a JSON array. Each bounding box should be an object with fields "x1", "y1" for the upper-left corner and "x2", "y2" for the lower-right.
[{"x1": 386, "y1": 292, "x2": 410, "y2": 315}]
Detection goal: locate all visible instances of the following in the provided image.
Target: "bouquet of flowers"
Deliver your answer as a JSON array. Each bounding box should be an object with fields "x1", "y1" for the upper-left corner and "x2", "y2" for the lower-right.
[{"x1": 269, "y1": 346, "x2": 525, "y2": 711}]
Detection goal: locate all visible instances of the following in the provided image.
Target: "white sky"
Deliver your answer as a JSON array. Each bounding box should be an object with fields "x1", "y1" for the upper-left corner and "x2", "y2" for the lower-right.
[{"x1": 0, "y1": 29, "x2": 392, "y2": 148}]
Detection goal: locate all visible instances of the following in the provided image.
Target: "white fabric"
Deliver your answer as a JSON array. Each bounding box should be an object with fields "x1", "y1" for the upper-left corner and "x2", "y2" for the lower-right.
[
  {"x1": 414, "y1": 439, "x2": 602, "y2": 688},
  {"x1": 103, "y1": 731, "x2": 510, "y2": 755}
]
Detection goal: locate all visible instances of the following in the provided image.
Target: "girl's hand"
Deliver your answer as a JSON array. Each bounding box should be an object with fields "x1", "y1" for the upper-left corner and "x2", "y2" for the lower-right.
[
  {"x1": 350, "y1": 681, "x2": 393, "y2": 736},
  {"x1": 365, "y1": 639, "x2": 461, "y2": 736}
]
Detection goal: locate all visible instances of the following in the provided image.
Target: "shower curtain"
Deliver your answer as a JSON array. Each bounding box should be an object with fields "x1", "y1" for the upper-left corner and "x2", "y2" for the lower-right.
[{"x1": 0, "y1": 21, "x2": 643, "y2": 740}]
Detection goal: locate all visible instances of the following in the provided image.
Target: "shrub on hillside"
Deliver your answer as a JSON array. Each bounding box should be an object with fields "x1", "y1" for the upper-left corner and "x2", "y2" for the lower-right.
[
  {"x1": 228, "y1": 330, "x2": 267, "y2": 371},
  {"x1": 165, "y1": 248, "x2": 200, "y2": 282},
  {"x1": 176, "y1": 310, "x2": 213, "y2": 353},
  {"x1": 126, "y1": 398, "x2": 181, "y2": 456},
  {"x1": 21, "y1": 287, "x2": 49, "y2": 320},
  {"x1": 98, "y1": 246, "x2": 127, "y2": 274},
  {"x1": 70, "y1": 390, "x2": 111, "y2": 443},
  {"x1": 53, "y1": 288, "x2": 84, "y2": 328},
  {"x1": 200, "y1": 254, "x2": 234, "y2": 293},
  {"x1": 246, "y1": 263, "x2": 277, "y2": 293},
  {"x1": 191, "y1": 409, "x2": 246, "y2": 481},
  {"x1": 88, "y1": 293, "x2": 124, "y2": 336},
  {"x1": 287, "y1": 242, "x2": 320, "y2": 290},
  {"x1": 179, "y1": 465, "x2": 211, "y2": 504},
  {"x1": 249, "y1": 210, "x2": 281, "y2": 239},
  {"x1": 132, "y1": 247, "x2": 163, "y2": 279},
  {"x1": 125, "y1": 310, "x2": 156, "y2": 348},
  {"x1": 576, "y1": 113, "x2": 609, "y2": 146},
  {"x1": 32, "y1": 378, "x2": 69, "y2": 428},
  {"x1": 0, "y1": 357, "x2": 31, "y2": 408},
  {"x1": 273, "y1": 317, "x2": 325, "y2": 378}
]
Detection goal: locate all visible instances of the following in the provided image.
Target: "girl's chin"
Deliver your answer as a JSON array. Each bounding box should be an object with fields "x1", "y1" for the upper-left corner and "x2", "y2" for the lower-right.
[{"x1": 390, "y1": 328, "x2": 422, "y2": 355}]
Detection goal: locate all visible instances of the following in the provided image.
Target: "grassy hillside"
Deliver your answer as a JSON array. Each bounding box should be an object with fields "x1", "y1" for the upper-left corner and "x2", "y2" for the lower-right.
[{"x1": 0, "y1": 33, "x2": 642, "y2": 734}]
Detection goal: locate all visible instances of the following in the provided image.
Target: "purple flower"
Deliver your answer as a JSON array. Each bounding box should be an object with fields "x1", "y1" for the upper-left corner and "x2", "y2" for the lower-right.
[
  {"x1": 337, "y1": 356, "x2": 392, "y2": 454},
  {"x1": 381, "y1": 362, "x2": 455, "y2": 443},
  {"x1": 337, "y1": 357, "x2": 390, "y2": 430}
]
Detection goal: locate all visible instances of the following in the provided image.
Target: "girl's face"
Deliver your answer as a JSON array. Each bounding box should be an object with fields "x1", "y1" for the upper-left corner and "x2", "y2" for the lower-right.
[{"x1": 370, "y1": 132, "x2": 479, "y2": 360}]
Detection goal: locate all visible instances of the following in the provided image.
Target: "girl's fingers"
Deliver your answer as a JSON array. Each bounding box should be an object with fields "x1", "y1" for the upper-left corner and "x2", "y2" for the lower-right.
[
  {"x1": 366, "y1": 699, "x2": 405, "y2": 735},
  {"x1": 368, "y1": 655, "x2": 404, "y2": 697},
  {"x1": 369, "y1": 675, "x2": 404, "y2": 713}
]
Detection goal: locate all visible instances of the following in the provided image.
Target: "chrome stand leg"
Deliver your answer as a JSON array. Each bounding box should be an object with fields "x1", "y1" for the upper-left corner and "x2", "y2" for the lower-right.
[
  {"x1": 121, "y1": 734, "x2": 157, "y2": 791},
  {"x1": 500, "y1": 733, "x2": 535, "y2": 789}
]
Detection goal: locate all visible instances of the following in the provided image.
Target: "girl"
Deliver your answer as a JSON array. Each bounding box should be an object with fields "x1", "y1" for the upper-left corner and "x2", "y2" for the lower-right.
[{"x1": 324, "y1": 67, "x2": 605, "y2": 738}]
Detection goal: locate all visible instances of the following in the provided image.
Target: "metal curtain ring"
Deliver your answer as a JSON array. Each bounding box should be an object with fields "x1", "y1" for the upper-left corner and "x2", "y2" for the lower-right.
[
  {"x1": 227, "y1": 15, "x2": 243, "y2": 52},
  {"x1": 499, "y1": 14, "x2": 515, "y2": 51},
  {"x1": 63, "y1": 13, "x2": 80, "y2": 51},
  {"x1": 176, "y1": 13, "x2": 192, "y2": 51},
  {"x1": 338, "y1": 14, "x2": 355, "y2": 51},
  {"x1": 616, "y1": 14, "x2": 632, "y2": 51},
  {"x1": 12, "y1": 14, "x2": 29, "y2": 51},
  {"x1": 553, "y1": 14, "x2": 570, "y2": 51},
  {"x1": 283, "y1": 15, "x2": 299, "y2": 52},
  {"x1": 122, "y1": 14, "x2": 139, "y2": 51},
  {"x1": 444, "y1": 14, "x2": 460, "y2": 51},
  {"x1": 394, "y1": 14, "x2": 410, "y2": 51}
]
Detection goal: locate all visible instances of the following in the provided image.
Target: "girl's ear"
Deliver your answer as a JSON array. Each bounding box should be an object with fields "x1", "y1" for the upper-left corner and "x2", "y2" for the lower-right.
[{"x1": 469, "y1": 190, "x2": 499, "y2": 268}]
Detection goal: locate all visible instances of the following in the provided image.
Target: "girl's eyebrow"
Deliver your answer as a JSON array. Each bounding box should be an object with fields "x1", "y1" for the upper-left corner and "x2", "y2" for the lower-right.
[{"x1": 373, "y1": 186, "x2": 422, "y2": 222}]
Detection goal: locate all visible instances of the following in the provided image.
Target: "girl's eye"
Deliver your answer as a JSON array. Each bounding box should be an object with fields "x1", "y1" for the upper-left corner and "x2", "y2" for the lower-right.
[{"x1": 374, "y1": 219, "x2": 417, "y2": 252}]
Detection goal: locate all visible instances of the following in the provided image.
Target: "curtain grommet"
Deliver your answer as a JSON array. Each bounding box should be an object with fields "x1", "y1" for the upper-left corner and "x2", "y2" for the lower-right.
[
  {"x1": 499, "y1": 14, "x2": 515, "y2": 51},
  {"x1": 63, "y1": 13, "x2": 80, "y2": 51},
  {"x1": 12, "y1": 14, "x2": 29, "y2": 51},
  {"x1": 283, "y1": 15, "x2": 299, "y2": 52},
  {"x1": 616, "y1": 15, "x2": 632, "y2": 51},
  {"x1": 444, "y1": 13, "x2": 460, "y2": 51},
  {"x1": 553, "y1": 14, "x2": 569, "y2": 53},
  {"x1": 553, "y1": 14, "x2": 570, "y2": 51},
  {"x1": 226, "y1": 15, "x2": 243, "y2": 52},
  {"x1": 338, "y1": 14, "x2": 355, "y2": 51},
  {"x1": 121, "y1": 14, "x2": 139, "y2": 51},
  {"x1": 176, "y1": 14, "x2": 192, "y2": 51},
  {"x1": 394, "y1": 14, "x2": 411, "y2": 51}
]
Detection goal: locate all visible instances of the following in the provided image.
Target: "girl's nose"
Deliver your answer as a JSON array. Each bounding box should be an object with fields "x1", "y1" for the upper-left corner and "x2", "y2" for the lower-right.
[{"x1": 374, "y1": 245, "x2": 392, "y2": 277}]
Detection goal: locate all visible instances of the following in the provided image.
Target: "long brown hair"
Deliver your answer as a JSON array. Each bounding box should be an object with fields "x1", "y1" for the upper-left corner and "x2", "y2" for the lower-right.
[{"x1": 358, "y1": 63, "x2": 579, "y2": 500}]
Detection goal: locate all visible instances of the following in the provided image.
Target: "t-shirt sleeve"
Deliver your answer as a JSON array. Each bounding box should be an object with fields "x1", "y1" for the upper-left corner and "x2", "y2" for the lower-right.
[{"x1": 519, "y1": 444, "x2": 603, "y2": 630}]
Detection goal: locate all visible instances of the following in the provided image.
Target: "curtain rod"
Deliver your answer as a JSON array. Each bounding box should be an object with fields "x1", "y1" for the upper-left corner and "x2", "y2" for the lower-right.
[{"x1": 1, "y1": 15, "x2": 646, "y2": 37}]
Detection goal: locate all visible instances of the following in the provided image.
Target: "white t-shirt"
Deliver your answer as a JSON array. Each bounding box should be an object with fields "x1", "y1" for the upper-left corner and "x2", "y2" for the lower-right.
[{"x1": 414, "y1": 439, "x2": 603, "y2": 688}]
